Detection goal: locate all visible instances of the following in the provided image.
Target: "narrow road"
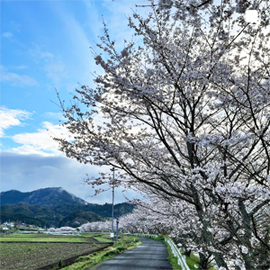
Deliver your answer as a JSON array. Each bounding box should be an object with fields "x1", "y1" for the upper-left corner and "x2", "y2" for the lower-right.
[{"x1": 94, "y1": 237, "x2": 173, "y2": 270}]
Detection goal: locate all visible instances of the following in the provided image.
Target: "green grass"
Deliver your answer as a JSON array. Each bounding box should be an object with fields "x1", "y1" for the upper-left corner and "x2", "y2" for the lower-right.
[
  {"x1": 61, "y1": 238, "x2": 141, "y2": 270},
  {"x1": 182, "y1": 252, "x2": 216, "y2": 270},
  {"x1": 0, "y1": 234, "x2": 89, "y2": 242},
  {"x1": 184, "y1": 252, "x2": 200, "y2": 270},
  {"x1": 150, "y1": 236, "x2": 216, "y2": 270},
  {"x1": 165, "y1": 241, "x2": 182, "y2": 270},
  {"x1": 93, "y1": 237, "x2": 111, "y2": 243}
]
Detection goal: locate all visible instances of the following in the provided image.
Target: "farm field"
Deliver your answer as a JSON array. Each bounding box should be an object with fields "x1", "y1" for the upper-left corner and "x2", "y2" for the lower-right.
[
  {"x1": 0, "y1": 233, "x2": 94, "y2": 242},
  {"x1": 0, "y1": 233, "x2": 111, "y2": 270}
]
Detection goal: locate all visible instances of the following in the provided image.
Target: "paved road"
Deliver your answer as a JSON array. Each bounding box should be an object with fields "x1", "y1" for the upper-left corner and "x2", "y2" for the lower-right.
[{"x1": 94, "y1": 237, "x2": 173, "y2": 270}]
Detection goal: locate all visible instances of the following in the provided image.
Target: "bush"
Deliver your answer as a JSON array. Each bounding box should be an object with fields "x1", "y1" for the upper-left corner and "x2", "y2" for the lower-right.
[
  {"x1": 117, "y1": 246, "x2": 126, "y2": 252},
  {"x1": 101, "y1": 249, "x2": 119, "y2": 259}
]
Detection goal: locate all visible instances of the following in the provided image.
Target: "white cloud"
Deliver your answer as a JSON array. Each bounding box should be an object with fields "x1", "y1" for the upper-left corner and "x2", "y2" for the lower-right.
[
  {"x1": 0, "y1": 152, "x2": 98, "y2": 202},
  {"x1": 44, "y1": 60, "x2": 68, "y2": 86},
  {"x1": 2, "y1": 32, "x2": 13, "y2": 38},
  {"x1": 29, "y1": 44, "x2": 68, "y2": 87},
  {"x1": 100, "y1": 0, "x2": 148, "y2": 45},
  {"x1": 29, "y1": 44, "x2": 54, "y2": 60},
  {"x1": 0, "y1": 151, "x2": 134, "y2": 204},
  {"x1": 43, "y1": 111, "x2": 65, "y2": 121},
  {"x1": 10, "y1": 121, "x2": 72, "y2": 156},
  {"x1": 50, "y1": 1, "x2": 105, "y2": 90},
  {"x1": 83, "y1": 0, "x2": 103, "y2": 39},
  {"x1": 0, "y1": 107, "x2": 32, "y2": 138},
  {"x1": 0, "y1": 65, "x2": 38, "y2": 86}
]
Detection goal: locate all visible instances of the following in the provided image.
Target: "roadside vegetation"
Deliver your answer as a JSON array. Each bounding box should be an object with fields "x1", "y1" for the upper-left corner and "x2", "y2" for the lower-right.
[
  {"x1": 61, "y1": 235, "x2": 141, "y2": 270},
  {"x1": 54, "y1": 0, "x2": 270, "y2": 268},
  {"x1": 150, "y1": 235, "x2": 216, "y2": 270},
  {"x1": 0, "y1": 232, "x2": 140, "y2": 270}
]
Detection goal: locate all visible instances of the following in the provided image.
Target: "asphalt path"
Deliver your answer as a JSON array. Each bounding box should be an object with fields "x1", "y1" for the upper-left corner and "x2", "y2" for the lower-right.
[{"x1": 94, "y1": 237, "x2": 173, "y2": 270}]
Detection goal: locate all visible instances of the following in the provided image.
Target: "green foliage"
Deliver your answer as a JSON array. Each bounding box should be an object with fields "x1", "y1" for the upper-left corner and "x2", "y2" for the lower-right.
[
  {"x1": 0, "y1": 204, "x2": 59, "y2": 228},
  {"x1": 59, "y1": 210, "x2": 102, "y2": 227},
  {"x1": 183, "y1": 252, "x2": 216, "y2": 270},
  {"x1": 58, "y1": 258, "x2": 63, "y2": 267},
  {"x1": 116, "y1": 246, "x2": 126, "y2": 252},
  {"x1": 1, "y1": 202, "x2": 133, "y2": 228},
  {"x1": 101, "y1": 249, "x2": 119, "y2": 258},
  {"x1": 154, "y1": 235, "x2": 165, "y2": 241},
  {"x1": 54, "y1": 202, "x2": 134, "y2": 219},
  {"x1": 0, "y1": 188, "x2": 134, "y2": 228},
  {"x1": 62, "y1": 236, "x2": 141, "y2": 270},
  {"x1": 155, "y1": 237, "x2": 215, "y2": 270}
]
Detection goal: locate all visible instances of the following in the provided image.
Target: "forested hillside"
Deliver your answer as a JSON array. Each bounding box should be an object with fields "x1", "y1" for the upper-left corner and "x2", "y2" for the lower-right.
[{"x1": 0, "y1": 188, "x2": 134, "y2": 227}]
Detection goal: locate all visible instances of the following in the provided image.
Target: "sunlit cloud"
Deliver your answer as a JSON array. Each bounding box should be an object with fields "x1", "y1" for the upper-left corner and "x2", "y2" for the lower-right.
[
  {"x1": 43, "y1": 112, "x2": 65, "y2": 121},
  {"x1": 100, "y1": 0, "x2": 149, "y2": 45},
  {"x1": 51, "y1": 0, "x2": 121, "y2": 91},
  {"x1": 83, "y1": 0, "x2": 103, "y2": 39},
  {"x1": 0, "y1": 151, "x2": 104, "y2": 203},
  {"x1": 0, "y1": 107, "x2": 32, "y2": 138},
  {"x1": 0, "y1": 65, "x2": 38, "y2": 86},
  {"x1": 10, "y1": 121, "x2": 71, "y2": 156},
  {"x1": 29, "y1": 44, "x2": 69, "y2": 87},
  {"x1": 44, "y1": 60, "x2": 69, "y2": 86}
]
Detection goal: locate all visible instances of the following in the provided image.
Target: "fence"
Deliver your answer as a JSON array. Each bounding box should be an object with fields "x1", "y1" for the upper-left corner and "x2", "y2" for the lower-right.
[{"x1": 165, "y1": 237, "x2": 190, "y2": 270}]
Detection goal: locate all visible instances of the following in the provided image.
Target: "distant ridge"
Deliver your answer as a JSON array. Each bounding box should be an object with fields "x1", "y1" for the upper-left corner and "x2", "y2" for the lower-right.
[
  {"x1": 0, "y1": 187, "x2": 88, "y2": 207},
  {"x1": 0, "y1": 187, "x2": 134, "y2": 228}
]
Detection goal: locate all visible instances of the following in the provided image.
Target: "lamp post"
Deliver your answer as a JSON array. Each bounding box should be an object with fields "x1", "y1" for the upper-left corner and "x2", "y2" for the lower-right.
[{"x1": 110, "y1": 167, "x2": 115, "y2": 242}]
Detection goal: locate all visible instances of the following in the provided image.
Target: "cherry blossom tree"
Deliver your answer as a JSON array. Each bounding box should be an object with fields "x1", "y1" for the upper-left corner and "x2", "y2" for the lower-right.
[
  {"x1": 55, "y1": 1, "x2": 270, "y2": 269},
  {"x1": 80, "y1": 220, "x2": 111, "y2": 233}
]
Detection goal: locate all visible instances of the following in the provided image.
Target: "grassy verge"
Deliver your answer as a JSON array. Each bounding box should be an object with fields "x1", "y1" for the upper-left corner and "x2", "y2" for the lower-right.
[
  {"x1": 181, "y1": 251, "x2": 216, "y2": 270},
  {"x1": 93, "y1": 236, "x2": 111, "y2": 243},
  {"x1": 150, "y1": 235, "x2": 216, "y2": 270},
  {"x1": 164, "y1": 239, "x2": 201, "y2": 270},
  {"x1": 61, "y1": 236, "x2": 141, "y2": 270}
]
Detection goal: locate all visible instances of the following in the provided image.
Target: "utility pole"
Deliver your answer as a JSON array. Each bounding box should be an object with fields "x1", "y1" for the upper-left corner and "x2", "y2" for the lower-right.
[
  {"x1": 116, "y1": 218, "x2": 119, "y2": 244},
  {"x1": 110, "y1": 167, "x2": 115, "y2": 242}
]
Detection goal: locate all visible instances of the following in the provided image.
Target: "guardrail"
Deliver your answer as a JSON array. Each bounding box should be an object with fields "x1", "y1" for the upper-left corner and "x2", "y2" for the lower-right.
[{"x1": 165, "y1": 237, "x2": 190, "y2": 270}]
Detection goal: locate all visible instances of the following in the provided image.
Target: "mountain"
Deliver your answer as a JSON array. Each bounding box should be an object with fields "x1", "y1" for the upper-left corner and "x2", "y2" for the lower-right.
[
  {"x1": 53, "y1": 202, "x2": 134, "y2": 218},
  {"x1": 59, "y1": 210, "x2": 102, "y2": 228},
  {"x1": 0, "y1": 187, "x2": 87, "y2": 207},
  {"x1": 0, "y1": 187, "x2": 134, "y2": 228}
]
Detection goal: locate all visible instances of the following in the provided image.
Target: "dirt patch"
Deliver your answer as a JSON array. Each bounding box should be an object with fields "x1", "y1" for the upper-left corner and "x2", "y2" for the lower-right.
[{"x1": 0, "y1": 242, "x2": 111, "y2": 270}]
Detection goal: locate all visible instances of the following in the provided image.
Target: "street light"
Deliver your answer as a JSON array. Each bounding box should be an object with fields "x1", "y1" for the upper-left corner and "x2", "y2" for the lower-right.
[{"x1": 110, "y1": 167, "x2": 115, "y2": 242}]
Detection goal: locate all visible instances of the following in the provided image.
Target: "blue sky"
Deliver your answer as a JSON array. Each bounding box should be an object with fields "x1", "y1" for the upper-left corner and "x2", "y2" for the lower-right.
[{"x1": 0, "y1": 0, "x2": 146, "y2": 203}]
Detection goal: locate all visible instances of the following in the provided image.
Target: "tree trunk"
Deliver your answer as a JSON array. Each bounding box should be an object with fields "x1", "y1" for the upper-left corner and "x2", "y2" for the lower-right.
[
  {"x1": 199, "y1": 253, "x2": 209, "y2": 270},
  {"x1": 184, "y1": 249, "x2": 192, "y2": 257}
]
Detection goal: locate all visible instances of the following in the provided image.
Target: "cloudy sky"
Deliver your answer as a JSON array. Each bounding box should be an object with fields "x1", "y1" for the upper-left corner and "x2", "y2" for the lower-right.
[{"x1": 0, "y1": 0, "x2": 146, "y2": 204}]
